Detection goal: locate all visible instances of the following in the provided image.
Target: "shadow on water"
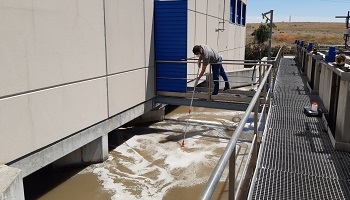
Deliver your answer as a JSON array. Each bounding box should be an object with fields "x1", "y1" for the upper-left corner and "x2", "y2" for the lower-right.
[
  {"x1": 108, "y1": 117, "x2": 236, "y2": 150},
  {"x1": 23, "y1": 164, "x2": 86, "y2": 199}
]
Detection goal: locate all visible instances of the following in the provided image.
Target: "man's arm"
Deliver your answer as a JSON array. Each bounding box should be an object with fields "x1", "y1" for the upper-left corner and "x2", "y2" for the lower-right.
[
  {"x1": 197, "y1": 65, "x2": 207, "y2": 80},
  {"x1": 196, "y1": 55, "x2": 207, "y2": 80}
]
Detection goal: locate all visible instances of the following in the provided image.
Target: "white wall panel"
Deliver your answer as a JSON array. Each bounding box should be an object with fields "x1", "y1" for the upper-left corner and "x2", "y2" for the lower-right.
[
  {"x1": 195, "y1": 13, "x2": 207, "y2": 44},
  {"x1": 0, "y1": 96, "x2": 34, "y2": 164},
  {"x1": 105, "y1": 0, "x2": 145, "y2": 74},
  {"x1": 240, "y1": 26, "x2": 246, "y2": 61},
  {"x1": 188, "y1": 11, "x2": 196, "y2": 59},
  {"x1": 0, "y1": 78, "x2": 108, "y2": 164},
  {"x1": 218, "y1": 29, "x2": 229, "y2": 53},
  {"x1": 196, "y1": 0, "x2": 207, "y2": 14},
  {"x1": 0, "y1": 0, "x2": 106, "y2": 98},
  {"x1": 227, "y1": 24, "x2": 236, "y2": 60},
  {"x1": 206, "y1": 17, "x2": 219, "y2": 49},
  {"x1": 234, "y1": 26, "x2": 242, "y2": 60},
  {"x1": 108, "y1": 69, "x2": 146, "y2": 116},
  {"x1": 224, "y1": 0, "x2": 231, "y2": 21},
  {"x1": 207, "y1": 0, "x2": 219, "y2": 18},
  {"x1": 188, "y1": 0, "x2": 195, "y2": 10}
]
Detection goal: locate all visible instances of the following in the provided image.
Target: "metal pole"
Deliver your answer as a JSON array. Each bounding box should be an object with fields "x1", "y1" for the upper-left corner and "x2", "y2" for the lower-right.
[
  {"x1": 268, "y1": 10, "x2": 273, "y2": 61},
  {"x1": 346, "y1": 11, "x2": 350, "y2": 50},
  {"x1": 335, "y1": 11, "x2": 350, "y2": 50},
  {"x1": 254, "y1": 97, "x2": 259, "y2": 135},
  {"x1": 228, "y1": 147, "x2": 236, "y2": 200},
  {"x1": 262, "y1": 10, "x2": 274, "y2": 61},
  {"x1": 209, "y1": 66, "x2": 212, "y2": 100}
]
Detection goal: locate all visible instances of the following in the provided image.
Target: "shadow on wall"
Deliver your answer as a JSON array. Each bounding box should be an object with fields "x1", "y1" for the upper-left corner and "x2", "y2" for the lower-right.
[{"x1": 146, "y1": 17, "x2": 155, "y2": 103}]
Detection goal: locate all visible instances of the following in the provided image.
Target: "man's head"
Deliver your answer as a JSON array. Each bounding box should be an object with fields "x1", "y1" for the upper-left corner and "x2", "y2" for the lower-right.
[{"x1": 192, "y1": 45, "x2": 202, "y2": 55}]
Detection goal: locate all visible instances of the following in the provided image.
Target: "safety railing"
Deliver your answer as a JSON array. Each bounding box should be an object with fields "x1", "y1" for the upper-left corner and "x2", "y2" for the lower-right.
[
  {"x1": 155, "y1": 59, "x2": 271, "y2": 103},
  {"x1": 198, "y1": 46, "x2": 284, "y2": 200}
]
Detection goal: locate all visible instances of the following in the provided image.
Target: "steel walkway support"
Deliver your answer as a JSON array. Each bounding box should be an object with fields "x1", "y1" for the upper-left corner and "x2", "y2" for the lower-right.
[{"x1": 249, "y1": 57, "x2": 350, "y2": 199}]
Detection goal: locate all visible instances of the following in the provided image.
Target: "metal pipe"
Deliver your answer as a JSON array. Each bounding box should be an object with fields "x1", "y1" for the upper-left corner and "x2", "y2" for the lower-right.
[
  {"x1": 156, "y1": 60, "x2": 271, "y2": 66},
  {"x1": 228, "y1": 147, "x2": 235, "y2": 200},
  {"x1": 158, "y1": 79, "x2": 259, "y2": 85},
  {"x1": 187, "y1": 58, "x2": 262, "y2": 62},
  {"x1": 198, "y1": 64, "x2": 273, "y2": 200}
]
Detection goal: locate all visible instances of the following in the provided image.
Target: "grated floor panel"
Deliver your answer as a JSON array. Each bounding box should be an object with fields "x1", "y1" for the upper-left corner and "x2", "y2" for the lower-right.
[
  {"x1": 251, "y1": 168, "x2": 350, "y2": 200},
  {"x1": 249, "y1": 57, "x2": 350, "y2": 199}
]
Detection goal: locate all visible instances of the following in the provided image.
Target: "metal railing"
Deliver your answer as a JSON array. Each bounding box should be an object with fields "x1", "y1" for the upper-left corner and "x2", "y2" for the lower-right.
[
  {"x1": 198, "y1": 46, "x2": 284, "y2": 200},
  {"x1": 156, "y1": 59, "x2": 271, "y2": 102}
]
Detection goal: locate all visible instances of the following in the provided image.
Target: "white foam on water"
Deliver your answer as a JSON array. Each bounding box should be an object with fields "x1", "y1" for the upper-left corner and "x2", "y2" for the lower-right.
[{"x1": 90, "y1": 131, "x2": 229, "y2": 199}]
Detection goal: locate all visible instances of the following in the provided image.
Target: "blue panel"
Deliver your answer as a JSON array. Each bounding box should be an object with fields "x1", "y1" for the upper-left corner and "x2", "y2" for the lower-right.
[
  {"x1": 156, "y1": 63, "x2": 187, "y2": 92},
  {"x1": 230, "y1": 0, "x2": 236, "y2": 23},
  {"x1": 242, "y1": 3, "x2": 246, "y2": 26},
  {"x1": 155, "y1": 0, "x2": 188, "y2": 93},
  {"x1": 236, "y1": 0, "x2": 242, "y2": 25}
]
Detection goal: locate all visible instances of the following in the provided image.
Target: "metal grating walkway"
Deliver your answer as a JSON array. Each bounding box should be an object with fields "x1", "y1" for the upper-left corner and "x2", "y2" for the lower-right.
[{"x1": 249, "y1": 57, "x2": 350, "y2": 199}]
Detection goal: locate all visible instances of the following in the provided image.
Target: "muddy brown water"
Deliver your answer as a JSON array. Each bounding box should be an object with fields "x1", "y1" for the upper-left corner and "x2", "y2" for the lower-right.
[{"x1": 24, "y1": 106, "x2": 244, "y2": 200}]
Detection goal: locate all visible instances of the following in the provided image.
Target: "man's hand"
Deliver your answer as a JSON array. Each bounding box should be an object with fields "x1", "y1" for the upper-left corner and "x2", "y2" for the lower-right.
[{"x1": 194, "y1": 77, "x2": 199, "y2": 86}]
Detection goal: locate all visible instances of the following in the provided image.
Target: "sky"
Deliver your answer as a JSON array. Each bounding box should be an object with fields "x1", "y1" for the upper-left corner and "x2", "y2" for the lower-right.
[{"x1": 247, "y1": 0, "x2": 350, "y2": 23}]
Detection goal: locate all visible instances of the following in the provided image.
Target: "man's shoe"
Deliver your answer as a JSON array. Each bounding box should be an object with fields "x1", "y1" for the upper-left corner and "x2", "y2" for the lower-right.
[{"x1": 223, "y1": 86, "x2": 230, "y2": 91}]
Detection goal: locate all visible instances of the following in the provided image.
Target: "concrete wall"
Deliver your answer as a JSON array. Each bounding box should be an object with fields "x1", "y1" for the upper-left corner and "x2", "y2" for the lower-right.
[
  {"x1": 335, "y1": 81, "x2": 350, "y2": 146},
  {"x1": 319, "y1": 62, "x2": 333, "y2": 111},
  {"x1": 0, "y1": 166, "x2": 24, "y2": 200},
  {"x1": 0, "y1": 0, "x2": 155, "y2": 167},
  {"x1": 187, "y1": 0, "x2": 247, "y2": 81},
  {"x1": 299, "y1": 49, "x2": 350, "y2": 151}
]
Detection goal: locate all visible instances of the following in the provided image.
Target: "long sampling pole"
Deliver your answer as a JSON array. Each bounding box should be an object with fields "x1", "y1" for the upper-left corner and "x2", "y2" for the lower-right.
[{"x1": 181, "y1": 66, "x2": 201, "y2": 148}]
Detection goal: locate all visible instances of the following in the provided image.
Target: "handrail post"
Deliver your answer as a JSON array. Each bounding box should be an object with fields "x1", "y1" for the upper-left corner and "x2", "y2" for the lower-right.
[
  {"x1": 209, "y1": 66, "x2": 212, "y2": 100},
  {"x1": 229, "y1": 146, "x2": 236, "y2": 200},
  {"x1": 263, "y1": 71, "x2": 268, "y2": 124},
  {"x1": 254, "y1": 96, "x2": 259, "y2": 136},
  {"x1": 259, "y1": 64, "x2": 262, "y2": 85},
  {"x1": 253, "y1": 95, "x2": 260, "y2": 164}
]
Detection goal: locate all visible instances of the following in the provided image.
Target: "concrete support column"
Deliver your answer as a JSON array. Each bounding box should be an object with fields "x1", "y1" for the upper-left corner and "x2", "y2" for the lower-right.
[
  {"x1": 53, "y1": 135, "x2": 108, "y2": 168},
  {"x1": 0, "y1": 165, "x2": 24, "y2": 200},
  {"x1": 82, "y1": 135, "x2": 108, "y2": 163}
]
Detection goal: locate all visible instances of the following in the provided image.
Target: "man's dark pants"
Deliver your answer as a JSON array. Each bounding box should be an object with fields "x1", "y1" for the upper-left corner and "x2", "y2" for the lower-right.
[{"x1": 211, "y1": 57, "x2": 229, "y2": 95}]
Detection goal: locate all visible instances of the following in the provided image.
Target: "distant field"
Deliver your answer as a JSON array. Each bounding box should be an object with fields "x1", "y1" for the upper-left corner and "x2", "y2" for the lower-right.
[{"x1": 246, "y1": 22, "x2": 345, "y2": 46}]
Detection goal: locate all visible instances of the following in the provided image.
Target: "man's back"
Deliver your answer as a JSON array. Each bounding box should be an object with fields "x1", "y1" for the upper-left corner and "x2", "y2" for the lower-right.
[{"x1": 200, "y1": 44, "x2": 219, "y2": 66}]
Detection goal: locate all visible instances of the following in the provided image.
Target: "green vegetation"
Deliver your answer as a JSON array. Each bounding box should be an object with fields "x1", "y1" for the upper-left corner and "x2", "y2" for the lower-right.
[{"x1": 251, "y1": 24, "x2": 270, "y2": 44}]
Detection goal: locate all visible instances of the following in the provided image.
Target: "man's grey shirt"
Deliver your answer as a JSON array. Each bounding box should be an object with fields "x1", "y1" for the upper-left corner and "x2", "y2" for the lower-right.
[{"x1": 200, "y1": 44, "x2": 220, "y2": 66}]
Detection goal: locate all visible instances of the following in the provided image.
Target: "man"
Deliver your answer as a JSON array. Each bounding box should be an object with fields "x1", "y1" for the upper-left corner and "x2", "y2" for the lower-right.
[{"x1": 192, "y1": 44, "x2": 230, "y2": 95}]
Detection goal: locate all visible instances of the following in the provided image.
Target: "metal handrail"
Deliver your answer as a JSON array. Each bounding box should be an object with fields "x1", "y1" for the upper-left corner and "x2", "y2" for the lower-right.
[
  {"x1": 198, "y1": 46, "x2": 284, "y2": 200},
  {"x1": 198, "y1": 64, "x2": 273, "y2": 200},
  {"x1": 156, "y1": 60, "x2": 271, "y2": 66}
]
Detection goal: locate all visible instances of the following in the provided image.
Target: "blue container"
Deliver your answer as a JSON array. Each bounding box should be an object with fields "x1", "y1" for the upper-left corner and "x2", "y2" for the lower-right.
[
  {"x1": 307, "y1": 43, "x2": 313, "y2": 51},
  {"x1": 296, "y1": 40, "x2": 300, "y2": 45},
  {"x1": 325, "y1": 46, "x2": 336, "y2": 62}
]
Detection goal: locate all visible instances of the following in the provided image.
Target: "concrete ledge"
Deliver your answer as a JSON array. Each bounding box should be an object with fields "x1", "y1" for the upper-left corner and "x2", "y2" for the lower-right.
[
  {"x1": 8, "y1": 100, "x2": 153, "y2": 177},
  {"x1": 0, "y1": 165, "x2": 24, "y2": 200}
]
